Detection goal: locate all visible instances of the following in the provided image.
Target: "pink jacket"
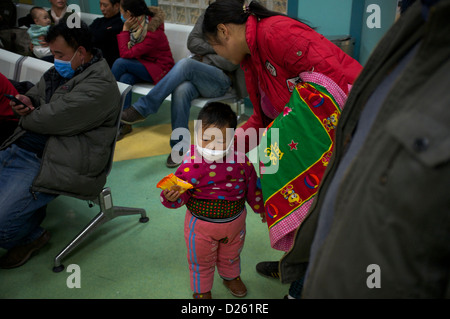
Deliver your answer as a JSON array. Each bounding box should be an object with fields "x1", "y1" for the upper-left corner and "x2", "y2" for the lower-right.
[
  {"x1": 238, "y1": 15, "x2": 362, "y2": 152},
  {"x1": 117, "y1": 8, "x2": 174, "y2": 84},
  {"x1": 160, "y1": 145, "x2": 264, "y2": 216}
]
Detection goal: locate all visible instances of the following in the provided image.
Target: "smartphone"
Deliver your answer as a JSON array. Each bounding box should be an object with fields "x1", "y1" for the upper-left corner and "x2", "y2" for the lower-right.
[{"x1": 4, "y1": 94, "x2": 25, "y2": 106}]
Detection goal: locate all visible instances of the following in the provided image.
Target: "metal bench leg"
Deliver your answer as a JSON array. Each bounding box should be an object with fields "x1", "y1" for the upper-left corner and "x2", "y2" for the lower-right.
[
  {"x1": 52, "y1": 211, "x2": 109, "y2": 272},
  {"x1": 53, "y1": 187, "x2": 148, "y2": 272}
]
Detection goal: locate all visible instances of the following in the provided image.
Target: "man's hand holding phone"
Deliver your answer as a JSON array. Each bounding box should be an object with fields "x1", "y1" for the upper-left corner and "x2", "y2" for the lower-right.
[{"x1": 4, "y1": 94, "x2": 34, "y2": 116}]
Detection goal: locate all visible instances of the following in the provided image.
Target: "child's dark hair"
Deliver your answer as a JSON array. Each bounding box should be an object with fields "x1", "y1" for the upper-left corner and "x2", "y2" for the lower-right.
[
  {"x1": 45, "y1": 19, "x2": 94, "y2": 52},
  {"x1": 120, "y1": 0, "x2": 154, "y2": 17},
  {"x1": 30, "y1": 6, "x2": 46, "y2": 21},
  {"x1": 203, "y1": 0, "x2": 311, "y2": 44},
  {"x1": 197, "y1": 102, "x2": 237, "y2": 130}
]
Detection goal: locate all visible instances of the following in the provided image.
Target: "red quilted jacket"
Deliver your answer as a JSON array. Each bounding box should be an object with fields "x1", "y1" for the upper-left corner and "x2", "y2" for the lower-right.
[
  {"x1": 116, "y1": 7, "x2": 174, "y2": 84},
  {"x1": 239, "y1": 15, "x2": 362, "y2": 151},
  {"x1": 0, "y1": 72, "x2": 19, "y2": 121}
]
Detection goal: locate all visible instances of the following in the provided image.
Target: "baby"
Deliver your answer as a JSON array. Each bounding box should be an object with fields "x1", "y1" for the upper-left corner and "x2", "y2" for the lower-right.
[{"x1": 27, "y1": 7, "x2": 52, "y2": 59}]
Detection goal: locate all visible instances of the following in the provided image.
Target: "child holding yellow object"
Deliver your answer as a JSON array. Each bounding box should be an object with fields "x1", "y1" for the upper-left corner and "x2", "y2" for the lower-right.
[{"x1": 160, "y1": 102, "x2": 265, "y2": 299}]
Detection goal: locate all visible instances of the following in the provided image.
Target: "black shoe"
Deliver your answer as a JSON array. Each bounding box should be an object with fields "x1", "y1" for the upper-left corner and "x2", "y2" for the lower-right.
[
  {"x1": 0, "y1": 230, "x2": 50, "y2": 269},
  {"x1": 166, "y1": 149, "x2": 185, "y2": 168},
  {"x1": 256, "y1": 261, "x2": 280, "y2": 279},
  {"x1": 121, "y1": 106, "x2": 145, "y2": 125},
  {"x1": 117, "y1": 123, "x2": 132, "y2": 141},
  {"x1": 166, "y1": 153, "x2": 182, "y2": 168}
]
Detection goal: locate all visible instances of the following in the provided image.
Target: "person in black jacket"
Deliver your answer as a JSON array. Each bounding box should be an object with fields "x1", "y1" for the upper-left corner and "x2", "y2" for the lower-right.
[
  {"x1": 0, "y1": 0, "x2": 16, "y2": 29},
  {"x1": 89, "y1": 0, "x2": 123, "y2": 68}
]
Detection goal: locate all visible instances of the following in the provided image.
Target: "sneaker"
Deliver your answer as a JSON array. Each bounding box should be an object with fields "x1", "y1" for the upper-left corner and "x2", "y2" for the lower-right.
[
  {"x1": 193, "y1": 291, "x2": 212, "y2": 299},
  {"x1": 121, "y1": 106, "x2": 145, "y2": 125},
  {"x1": 256, "y1": 261, "x2": 280, "y2": 279},
  {"x1": 223, "y1": 276, "x2": 247, "y2": 297},
  {"x1": 117, "y1": 123, "x2": 132, "y2": 141},
  {"x1": 0, "y1": 230, "x2": 50, "y2": 269},
  {"x1": 166, "y1": 150, "x2": 184, "y2": 168}
]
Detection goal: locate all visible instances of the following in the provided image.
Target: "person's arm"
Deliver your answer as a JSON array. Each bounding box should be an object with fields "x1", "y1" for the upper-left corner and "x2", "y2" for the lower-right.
[
  {"x1": 243, "y1": 158, "x2": 266, "y2": 222},
  {"x1": 117, "y1": 28, "x2": 166, "y2": 59},
  {"x1": 21, "y1": 72, "x2": 120, "y2": 135},
  {"x1": 160, "y1": 188, "x2": 191, "y2": 209},
  {"x1": 187, "y1": 14, "x2": 238, "y2": 72},
  {"x1": 233, "y1": 71, "x2": 267, "y2": 154},
  {"x1": 160, "y1": 154, "x2": 196, "y2": 208},
  {"x1": 187, "y1": 14, "x2": 213, "y2": 56}
]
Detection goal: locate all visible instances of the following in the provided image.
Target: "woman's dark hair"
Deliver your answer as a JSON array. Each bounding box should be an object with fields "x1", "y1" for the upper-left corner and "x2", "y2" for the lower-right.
[
  {"x1": 46, "y1": 19, "x2": 94, "y2": 52},
  {"x1": 203, "y1": 0, "x2": 311, "y2": 43},
  {"x1": 120, "y1": 0, "x2": 154, "y2": 17},
  {"x1": 198, "y1": 102, "x2": 237, "y2": 130}
]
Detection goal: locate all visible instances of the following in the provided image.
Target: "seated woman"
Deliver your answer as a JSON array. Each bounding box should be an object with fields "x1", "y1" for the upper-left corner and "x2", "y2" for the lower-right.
[
  {"x1": 18, "y1": 0, "x2": 70, "y2": 27},
  {"x1": 48, "y1": 0, "x2": 71, "y2": 25},
  {"x1": 112, "y1": 0, "x2": 174, "y2": 113},
  {"x1": 89, "y1": 0, "x2": 123, "y2": 68}
]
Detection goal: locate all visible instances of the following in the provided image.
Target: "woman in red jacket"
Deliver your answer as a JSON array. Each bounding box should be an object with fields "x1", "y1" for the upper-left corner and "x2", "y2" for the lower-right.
[
  {"x1": 203, "y1": 0, "x2": 362, "y2": 153},
  {"x1": 202, "y1": 0, "x2": 362, "y2": 298},
  {"x1": 112, "y1": 0, "x2": 174, "y2": 111}
]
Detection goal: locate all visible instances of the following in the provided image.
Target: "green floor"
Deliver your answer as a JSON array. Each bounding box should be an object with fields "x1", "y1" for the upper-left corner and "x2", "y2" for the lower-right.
[{"x1": 0, "y1": 100, "x2": 289, "y2": 299}]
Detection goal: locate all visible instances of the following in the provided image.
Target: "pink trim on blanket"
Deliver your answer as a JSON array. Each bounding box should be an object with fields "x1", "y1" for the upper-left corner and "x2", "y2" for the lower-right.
[
  {"x1": 299, "y1": 72, "x2": 348, "y2": 109},
  {"x1": 269, "y1": 198, "x2": 313, "y2": 252}
]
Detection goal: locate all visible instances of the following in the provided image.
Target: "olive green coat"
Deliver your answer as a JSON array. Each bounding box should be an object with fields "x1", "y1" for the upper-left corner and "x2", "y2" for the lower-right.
[{"x1": 280, "y1": 0, "x2": 450, "y2": 298}]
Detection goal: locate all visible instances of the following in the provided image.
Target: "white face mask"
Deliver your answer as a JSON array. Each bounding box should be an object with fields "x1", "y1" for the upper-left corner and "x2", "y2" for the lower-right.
[{"x1": 196, "y1": 138, "x2": 234, "y2": 162}]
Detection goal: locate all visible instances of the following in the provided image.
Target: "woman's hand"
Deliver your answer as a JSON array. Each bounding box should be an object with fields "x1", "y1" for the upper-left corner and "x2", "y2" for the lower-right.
[
  {"x1": 123, "y1": 16, "x2": 138, "y2": 32},
  {"x1": 10, "y1": 94, "x2": 34, "y2": 116}
]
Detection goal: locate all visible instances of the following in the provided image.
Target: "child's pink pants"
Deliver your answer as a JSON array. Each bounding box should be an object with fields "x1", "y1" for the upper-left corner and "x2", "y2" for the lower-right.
[{"x1": 184, "y1": 209, "x2": 247, "y2": 294}]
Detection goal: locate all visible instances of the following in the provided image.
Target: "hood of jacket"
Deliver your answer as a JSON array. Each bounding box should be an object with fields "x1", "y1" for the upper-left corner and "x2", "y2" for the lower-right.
[{"x1": 147, "y1": 6, "x2": 165, "y2": 32}]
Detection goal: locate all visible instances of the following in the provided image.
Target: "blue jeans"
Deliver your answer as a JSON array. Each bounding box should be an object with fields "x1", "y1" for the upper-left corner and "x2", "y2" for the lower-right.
[
  {"x1": 0, "y1": 144, "x2": 57, "y2": 250},
  {"x1": 132, "y1": 58, "x2": 232, "y2": 149},
  {"x1": 111, "y1": 58, "x2": 154, "y2": 109}
]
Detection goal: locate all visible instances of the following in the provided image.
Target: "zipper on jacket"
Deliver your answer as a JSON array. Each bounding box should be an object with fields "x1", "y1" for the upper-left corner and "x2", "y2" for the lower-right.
[{"x1": 29, "y1": 187, "x2": 38, "y2": 200}]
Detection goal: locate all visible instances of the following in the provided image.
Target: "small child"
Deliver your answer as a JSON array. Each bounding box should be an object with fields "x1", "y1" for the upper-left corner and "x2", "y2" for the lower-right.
[
  {"x1": 27, "y1": 7, "x2": 52, "y2": 59},
  {"x1": 160, "y1": 102, "x2": 265, "y2": 299}
]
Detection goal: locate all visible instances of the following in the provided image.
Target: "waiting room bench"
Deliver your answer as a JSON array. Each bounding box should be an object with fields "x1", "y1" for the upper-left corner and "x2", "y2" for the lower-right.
[
  {"x1": 13, "y1": 3, "x2": 245, "y2": 116},
  {"x1": 0, "y1": 48, "x2": 53, "y2": 83}
]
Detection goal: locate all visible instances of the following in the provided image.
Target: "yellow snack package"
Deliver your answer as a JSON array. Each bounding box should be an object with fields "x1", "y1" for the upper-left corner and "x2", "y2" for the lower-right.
[{"x1": 156, "y1": 173, "x2": 193, "y2": 194}]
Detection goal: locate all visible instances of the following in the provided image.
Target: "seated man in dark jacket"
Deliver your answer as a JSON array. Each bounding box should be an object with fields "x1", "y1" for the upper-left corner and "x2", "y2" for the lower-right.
[
  {"x1": 89, "y1": 0, "x2": 123, "y2": 68},
  {"x1": 0, "y1": 20, "x2": 121, "y2": 269}
]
